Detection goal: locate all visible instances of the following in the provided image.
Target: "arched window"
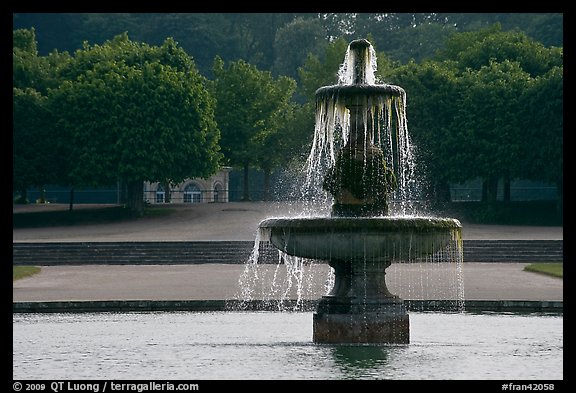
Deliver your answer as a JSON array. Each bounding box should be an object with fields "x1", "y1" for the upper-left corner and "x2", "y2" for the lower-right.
[
  {"x1": 155, "y1": 184, "x2": 165, "y2": 203},
  {"x1": 214, "y1": 183, "x2": 223, "y2": 202},
  {"x1": 184, "y1": 183, "x2": 202, "y2": 203}
]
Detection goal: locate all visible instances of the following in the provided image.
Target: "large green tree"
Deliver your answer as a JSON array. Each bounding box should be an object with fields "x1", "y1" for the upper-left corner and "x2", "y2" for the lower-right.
[
  {"x1": 272, "y1": 17, "x2": 327, "y2": 80},
  {"x1": 436, "y1": 23, "x2": 563, "y2": 77},
  {"x1": 13, "y1": 28, "x2": 71, "y2": 203},
  {"x1": 389, "y1": 26, "x2": 562, "y2": 206},
  {"x1": 48, "y1": 34, "x2": 221, "y2": 214},
  {"x1": 13, "y1": 88, "x2": 55, "y2": 203},
  {"x1": 211, "y1": 56, "x2": 296, "y2": 200},
  {"x1": 388, "y1": 60, "x2": 461, "y2": 204},
  {"x1": 453, "y1": 60, "x2": 532, "y2": 202},
  {"x1": 14, "y1": 13, "x2": 562, "y2": 78},
  {"x1": 519, "y1": 65, "x2": 563, "y2": 216}
]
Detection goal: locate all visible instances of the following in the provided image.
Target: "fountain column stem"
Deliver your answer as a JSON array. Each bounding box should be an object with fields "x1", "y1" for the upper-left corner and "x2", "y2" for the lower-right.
[{"x1": 314, "y1": 257, "x2": 409, "y2": 344}]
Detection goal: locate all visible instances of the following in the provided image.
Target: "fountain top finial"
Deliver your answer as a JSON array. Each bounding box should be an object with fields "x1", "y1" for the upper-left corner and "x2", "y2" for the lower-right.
[
  {"x1": 349, "y1": 39, "x2": 371, "y2": 50},
  {"x1": 315, "y1": 38, "x2": 403, "y2": 100}
]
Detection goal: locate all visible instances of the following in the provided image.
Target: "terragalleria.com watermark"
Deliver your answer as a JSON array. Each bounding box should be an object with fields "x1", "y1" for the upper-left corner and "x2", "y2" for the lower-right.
[{"x1": 13, "y1": 382, "x2": 200, "y2": 393}]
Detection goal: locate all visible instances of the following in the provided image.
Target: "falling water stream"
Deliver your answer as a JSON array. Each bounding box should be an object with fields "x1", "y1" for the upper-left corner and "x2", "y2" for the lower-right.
[
  {"x1": 234, "y1": 40, "x2": 464, "y2": 315},
  {"x1": 303, "y1": 41, "x2": 417, "y2": 215}
]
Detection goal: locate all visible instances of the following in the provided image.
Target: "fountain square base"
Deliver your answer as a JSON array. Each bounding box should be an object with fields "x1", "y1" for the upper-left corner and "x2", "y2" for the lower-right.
[{"x1": 313, "y1": 297, "x2": 410, "y2": 344}]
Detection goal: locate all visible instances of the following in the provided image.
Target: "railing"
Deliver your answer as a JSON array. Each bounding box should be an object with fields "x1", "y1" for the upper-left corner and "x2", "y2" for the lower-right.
[
  {"x1": 143, "y1": 189, "x2": 231, "y2": 204},
  {"x1": 450, "y1": 187, "x2": 558, "y2": 202},
  {"x1": 20, "y1": 186, "x2": 559, "y2": 204}
]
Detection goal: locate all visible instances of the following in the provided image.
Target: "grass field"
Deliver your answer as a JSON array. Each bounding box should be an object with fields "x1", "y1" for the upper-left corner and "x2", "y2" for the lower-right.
[
  {"x1": 13, "y1": 266, "x2": 41, "y2": 281},
  {"x1": 523, "y1": 263, "x2": 563, "y2": 278}
]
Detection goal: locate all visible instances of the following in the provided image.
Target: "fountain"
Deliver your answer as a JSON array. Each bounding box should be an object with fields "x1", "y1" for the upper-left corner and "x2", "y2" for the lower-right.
[
  {"x1": 11, "y1": 43, "x2": 563, "y2": 382},
  {"x1": 258, "y1": 39, "x2": 463, "y2": 344}
]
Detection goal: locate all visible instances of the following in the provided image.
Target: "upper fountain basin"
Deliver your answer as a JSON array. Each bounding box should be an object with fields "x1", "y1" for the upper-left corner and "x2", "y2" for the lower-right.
[
  {"x1": 315, "y1": 84, "x2": 404, "y2": 101},
  {"x1": 259, "y1": 216, "x2": 462, "y2": 263}
]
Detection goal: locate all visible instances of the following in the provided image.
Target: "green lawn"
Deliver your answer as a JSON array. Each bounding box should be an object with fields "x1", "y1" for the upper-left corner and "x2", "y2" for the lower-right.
[
  {"x1": 13, "y1": 266, "x2": 41, "y2": 281},
  {"x1": 523, "y1": 263, "x2": 563, "y2": 278}
]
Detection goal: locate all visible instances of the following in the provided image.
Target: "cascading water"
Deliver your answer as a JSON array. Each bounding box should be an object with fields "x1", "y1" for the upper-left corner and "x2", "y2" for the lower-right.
[
  {"x1": 303, "y1": 39, "x2": 418, "y2": 216},
  {"x1": 233, "y1": 39, "x2": 464, "y2": 344}
]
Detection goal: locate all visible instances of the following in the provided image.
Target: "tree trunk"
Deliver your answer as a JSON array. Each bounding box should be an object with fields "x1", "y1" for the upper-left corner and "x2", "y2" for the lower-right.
[
  {"x1": 119, "y1": 178, "x2": 128, "y2": 204},
  {"x1": 126, "y1": 180, "x2": 145, "y2": 216},
  {"x1": 503, "y1": 174, "x2": 511, "y2": 203},
  {"x1": 162, "y1": 180, "x2": 171, "y2": 203},
  {"x1": 263, "y1": 167, "x2": 271, "y2": 201},
  {"x1": 556, "y1": 178, "x2": 563, "y2": 222},
  {"x1": 242, "y1": 164, "x2": 251, "y2": 201},
  {"x1": 481, "y1": 176, "x2": 498, "y2": 203},
  {"x1": 434, "y1": 181, "x2": 452, "y2": 203},
  {"x1": 68, "y1": 187, "x2": 75, "y2": 211},
  {"x1": 16, "y1": 187, "x2": 28, "y2": 204},
  {"x1": 38, "y1": 186, "x2": 46, "y2": 203}
]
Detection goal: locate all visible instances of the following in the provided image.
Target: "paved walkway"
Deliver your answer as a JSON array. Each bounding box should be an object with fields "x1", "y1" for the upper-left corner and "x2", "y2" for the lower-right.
[{"x1": 13, "y1": 202, "x2": 563, "y2": 303}]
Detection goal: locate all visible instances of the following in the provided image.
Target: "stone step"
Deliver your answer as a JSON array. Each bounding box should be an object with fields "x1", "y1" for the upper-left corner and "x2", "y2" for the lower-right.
[
  {"x1": 12, "y1": 241, "x2": 277, "y2": 265},
  {"x1": 12, "y1": 240, "x2": 563, "y2": 266}
]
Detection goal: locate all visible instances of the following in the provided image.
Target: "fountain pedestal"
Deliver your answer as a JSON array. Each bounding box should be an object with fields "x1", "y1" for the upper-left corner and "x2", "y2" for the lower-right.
[
  {"x1": 313, "y1": 302, "x2": 409, "y2": 344},
  {"x1": 313, "y1": 259, "x2": 409, "y2": 343},
  {"x1": 259, "y1": 217, "x2": 461, "y2": 344}
]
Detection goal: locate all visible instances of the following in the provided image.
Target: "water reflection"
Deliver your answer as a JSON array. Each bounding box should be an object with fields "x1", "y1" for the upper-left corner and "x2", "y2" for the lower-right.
[{"x1": 330, "y1": 345, "x2": 393, "y2": 379}]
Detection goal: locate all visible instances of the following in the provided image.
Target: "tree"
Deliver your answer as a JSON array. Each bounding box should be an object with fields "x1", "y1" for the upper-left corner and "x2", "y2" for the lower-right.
[
  {"x1": 520, "y1": 65, "x2": 563, "y2": 217},
  {"x1": 388, "y1": 60, "x2": 461, "y2": 205},
  {"x1": 435, "y1": 13, "x2": 563, "y2": 47},
  {"x1": 13, "y1": 28, "x2": 71, "y2": 203},
  {"x1": 253, "y1": 99, "x2": 316, "y2": 200},
  {"x1": 436, "y1": 24, "x2": 562, "y2": 77},
  {"x1": 48, "y1": 34, "x2": 221, "y2": 215},
  {"x1": 13, "y1": 88, "x2": 55, "y2": 203},
  {"x1": 374, "y1": 23, "x2": 457, "y2": 64},
  {"x1": 272, "y1": 17, "x2": 327, "y2": 79},
  {"x1": 453, "y1": 60, "x2": 531, "y2": 203},
  {"x1": 434, "y1": 26, "x2": 562, "y2": 202},
  {"x1": 298, "y1": 37, "x2": 349, "y2": 100},
  {"x1": 391, "y1": 58, "x2": 540, "y2": 205},
  {"x1": 211, "y1": 56, "x2": 297, "y2": 200}
]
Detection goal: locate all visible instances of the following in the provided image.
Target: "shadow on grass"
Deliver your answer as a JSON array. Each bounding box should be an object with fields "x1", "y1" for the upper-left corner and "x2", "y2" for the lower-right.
[{"x1": 13, "y1": 206, "x2": 175, "y2": 228}]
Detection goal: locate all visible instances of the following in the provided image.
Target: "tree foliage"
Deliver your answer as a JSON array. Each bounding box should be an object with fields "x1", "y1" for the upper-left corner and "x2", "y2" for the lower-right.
[
  {"x1": 25, "y1": 32, "x2": 222, "y2": 214},
  {"x1": 14, "y1": 12, "x2": 562, "y2": 74},
  {"x1": 211, "y1": 56, "x2": 296, "y2": 200},
  {"x1": 13, "y1": 28, "x2": 71, "y2": 203},
  {"x1": 13, "y1": 88, "x2": 55, "y2": 202},
  {"x1": 273, "y1": 17, "x2": 327, "y2": 79},
  {"x1": 389, "y1": 26, "x2": 563, "y2": 205},
  {"x1": 436, "y1": 24, "x2": 563, "y2": 77},
  {"x1": 298, "y1": 37, "x2": 349, "y2": 100},
  {"x1": 13, "y1": 14, "x2": 563, "y2": 209}
]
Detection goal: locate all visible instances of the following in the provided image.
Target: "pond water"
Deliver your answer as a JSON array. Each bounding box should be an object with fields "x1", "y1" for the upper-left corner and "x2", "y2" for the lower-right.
[{"x1": 13, "y1": 311, "x2": 562, "y2": 380}]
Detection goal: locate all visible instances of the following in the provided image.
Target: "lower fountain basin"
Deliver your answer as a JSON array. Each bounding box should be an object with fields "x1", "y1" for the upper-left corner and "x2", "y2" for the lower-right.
[
  {"x1": 259, "y1": 216, "x2": 462, "y2": 263},
  {"x1": 12, "y1": 311, "x2": 563, "y2": 380}
]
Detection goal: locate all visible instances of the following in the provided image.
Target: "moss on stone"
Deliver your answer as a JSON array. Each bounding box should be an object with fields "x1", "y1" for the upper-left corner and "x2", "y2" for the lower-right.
[{"x1": 323, "y1": 146, "x2": 397, "y2": 214}]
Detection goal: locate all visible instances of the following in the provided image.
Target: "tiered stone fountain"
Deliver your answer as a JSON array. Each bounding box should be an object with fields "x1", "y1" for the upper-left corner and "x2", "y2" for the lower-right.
[{"x1": 260, "y1": 39, "x2": 462, "y2": 344}]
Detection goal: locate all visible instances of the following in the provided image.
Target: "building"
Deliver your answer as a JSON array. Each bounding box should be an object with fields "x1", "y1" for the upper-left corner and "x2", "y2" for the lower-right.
[
  {"x1": 143, "y1": 167, "x2": 232, "y2": 204},
  {"x1": 19, "y1": 168, "x2": 232, "y2": 205}
]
